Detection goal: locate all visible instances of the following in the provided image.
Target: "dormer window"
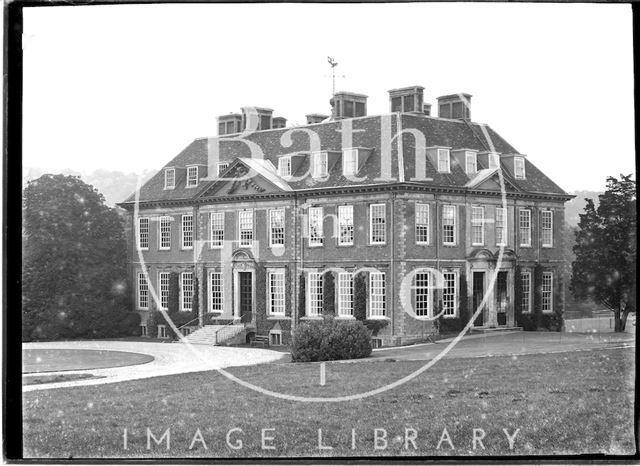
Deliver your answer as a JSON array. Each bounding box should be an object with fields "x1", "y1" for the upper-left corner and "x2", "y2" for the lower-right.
[
  {"x1": 164, "y1": 168, "x2": 175, "y2": 189},
  {"x1": 312, "y1": 152, "x2": 328, "y2": 178},
  {"x1": 437, "y1": 149, "x2": 450, "y2": 173},
  {"x1": 488, "y1": 153, "x2": 500, "y2": 169},
  {"x1": 342, "y1": 149, "x2": 358, "y2": 176},
  {"x1": 217, "y1": 162, "x2": 229, "y2": 177},
  {"x1": 278, "y1": 156, "x2": 291, "y2": 177},
  {"x1": 186, "y1": 166, "x2": 199, "y2": 187},
  {"x1": 514, "y1": 157, "x2": 526, "y2": 179},
  {"x1": 465, "y1": 151, "x2": 477, "y2": 175}
]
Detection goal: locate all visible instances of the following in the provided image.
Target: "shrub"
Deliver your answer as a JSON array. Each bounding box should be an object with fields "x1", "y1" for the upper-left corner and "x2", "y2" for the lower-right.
[
  {"x1": 354, "y1": 273, "x2": 367, "y2": 321},
  {"x1": 291, "y1": 317, "x2": 372, "y2": 362},
  {"x1": 323, "y1": 271, "x2": 335, "y2": 315},
  {"x1": 298, "y1": 273, "x2": 306, "y2": 318}
]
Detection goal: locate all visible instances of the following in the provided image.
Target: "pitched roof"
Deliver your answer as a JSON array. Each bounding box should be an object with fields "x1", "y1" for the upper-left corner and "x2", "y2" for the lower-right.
[{"x1": 120, "y1": 112, "x2": 569, "y2": 206}]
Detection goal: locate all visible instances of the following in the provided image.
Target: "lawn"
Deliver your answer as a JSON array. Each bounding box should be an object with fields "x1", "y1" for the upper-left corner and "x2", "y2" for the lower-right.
[
  {"x1": 23, "y1": 348, "x2": 635, "y2": 458},
  {"x1": 22, "y1": 349, "x2": 154, "y2": 373}
]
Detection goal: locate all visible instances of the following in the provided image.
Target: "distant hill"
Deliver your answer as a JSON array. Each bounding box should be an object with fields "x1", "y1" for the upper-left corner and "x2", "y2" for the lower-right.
[
  {"x1": 23, "y1": 167, "x2": 156, "y2": 207},
  {"x1": 565, "y1": 190, "x2": 602, "y2": 227}
]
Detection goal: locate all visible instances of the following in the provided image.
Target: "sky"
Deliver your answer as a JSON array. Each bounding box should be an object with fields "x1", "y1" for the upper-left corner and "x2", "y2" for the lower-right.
[{"x1": 22, "y1": 3, "x2": 635, "y2": 192}]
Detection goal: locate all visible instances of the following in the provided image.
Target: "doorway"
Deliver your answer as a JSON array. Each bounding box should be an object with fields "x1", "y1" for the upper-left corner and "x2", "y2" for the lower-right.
[
  {"x1": 473, "y1": 271, "x2": 485, "y2": 327},
  {"x1": 496, "y1": 271, "x2": 508, "y2": 326},
  {"x1": 239, "y1": 272, "x2": 252, "y2": 323}
]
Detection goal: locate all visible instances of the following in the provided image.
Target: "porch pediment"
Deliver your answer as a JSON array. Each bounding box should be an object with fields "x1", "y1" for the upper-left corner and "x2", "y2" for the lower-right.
[
  {"x1": 468, "y1": 248, "x2": 517, "y2": 262},
  {"x1": 466, "y1": 168, "x2": 520, "y2": 193}
]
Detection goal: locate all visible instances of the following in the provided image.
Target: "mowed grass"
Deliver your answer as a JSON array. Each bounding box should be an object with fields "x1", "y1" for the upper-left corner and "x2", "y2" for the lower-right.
[{"x1": 23, "y1": 348, "x2": 635, "y2": 458}]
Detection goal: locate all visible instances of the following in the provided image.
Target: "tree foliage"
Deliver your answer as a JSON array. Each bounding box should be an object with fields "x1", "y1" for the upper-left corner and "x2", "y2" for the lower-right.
[
  {"x1": 22, "y1": 174, "x2": 139, "y2": 341},
  {"x1": 298, "y1": 273, "x2": 306, "y2": 318},
  {"x1": 571, "y1": 175, "x2": 636, "y2": 331},
  {"x1": 322, "y1": 271, "x2": 335, "y2": 315},
  {"x1": 353, "y1": 273, "x2": 367, "y2": 321}
]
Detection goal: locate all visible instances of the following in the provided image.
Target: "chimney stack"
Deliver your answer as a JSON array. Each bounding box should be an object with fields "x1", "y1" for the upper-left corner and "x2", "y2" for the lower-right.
[
  {"x1": 330, "y1": 92, "x2": 368, "y2": 119},
  {"x1": 272, "y1": 117, "x2": 287, "y2": 129},
  {"x1": 437, "y1": 93, "x2": 472, "y2": 120},
  {"x1": 388, "y1": 86, "x2": 424, "y2": 113},
  {"x1": 241, "y1": 106, "x2": 274, "y2": 131},
  {"x1": 218, "y1": 113, "x2": 242, "y2": 135},
  {"x1": 306, "y1": 113, "x2": 330, "y2": 125}
]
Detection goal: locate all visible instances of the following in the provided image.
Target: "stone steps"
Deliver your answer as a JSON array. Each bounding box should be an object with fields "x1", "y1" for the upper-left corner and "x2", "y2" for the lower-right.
[
  {"x1": 181, "y1": 324, "x2": 245, "y2": 346},
  {"x1": 471, "y1": 326, "x2": 523, "y2": 334}
]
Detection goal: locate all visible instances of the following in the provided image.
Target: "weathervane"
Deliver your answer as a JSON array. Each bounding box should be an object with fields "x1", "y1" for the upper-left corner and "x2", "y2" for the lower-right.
[{"x1": 327, "y1": 56, "x2": 339, "y2": 97}]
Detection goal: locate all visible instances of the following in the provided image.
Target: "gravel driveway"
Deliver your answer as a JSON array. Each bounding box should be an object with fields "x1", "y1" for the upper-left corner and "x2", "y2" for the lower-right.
[{"x1": 22, "y1": 340, "x2": 286, "y2": 392}]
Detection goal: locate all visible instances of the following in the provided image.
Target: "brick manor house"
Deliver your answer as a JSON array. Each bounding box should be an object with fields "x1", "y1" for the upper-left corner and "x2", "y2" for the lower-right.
[{"x1": 119, "y1": 85, "x2": 572, "y2": 347}]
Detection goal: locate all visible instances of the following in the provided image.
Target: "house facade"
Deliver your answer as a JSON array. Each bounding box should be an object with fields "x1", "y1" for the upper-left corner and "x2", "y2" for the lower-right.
[{"x1": 118, "y1": 86, "x2": 572, "y2": 347}]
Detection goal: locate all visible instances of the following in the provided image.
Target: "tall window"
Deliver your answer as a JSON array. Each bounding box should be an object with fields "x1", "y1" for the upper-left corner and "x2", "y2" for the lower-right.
[
  {"x1": 137, "y1": 272, "x2": 149, "y2": 309},
  {"x1": 442, "y1": 271, "x2": 457, "y2": 317},
  {"x1": 415, "y1": 203, "x2": 429, "y2": 244},
  {"x1": 542, "y1": 272, "x2": 553, "y2": 312},
  {"x1": 209, "y1": 271, "x2": 223, "y2": 312},
  {"x1": 308, "y1": 207, "x2": 324, "y2": 246},
  {"x1": 519, "y1": 209, "x2": 531, "y2": 247},
  {"x1": 210, "y1": 212, "x2": 224, "y2": 248},
  {"x1": 238, "y1": 210, "x2": 253, "y2": 247},
  {"x1": 181, "y1": 214, "x2": 193, "y2": 249},
  {"x1": 308, "y1": 272, "x2": 323, "y2": 316},
  {"x1": 414, "y1": 272, "x2": 430, "y2": 317},
  {"x1": 159, "y1": 216, "x2": 172, "y2": 250},
  {"x1": 370, "y1": 204, "x2": 386, "y2": 244},
  {"x1": 442, "y1": 205, "x2": 457, "y2": 245},
  {"x1": 164, "y1": 168, "x2": 175, "y2": 189},
  {"x1": 541, "y1": 210, "x2": 553, "y2": 247},
  {"x1": 471, "y1": 206, "x2": 485, "y2": 246},
  {"x1": 268, "y1": 270, "x2": 285, "y2": 315},
  {"x1": 137, "y1": 217, "x2": 149, "y2": 250},
  {"x1": 514, "y1": 157, "x2": 526, "y2": 179},
  {"x1": 465, "y1": 151, "x2": 477, "y2": 175},
  {"x1": 343, "y1": 149, "x2": 358, "y2": 176},
  {"x1": 217, "y1": 162, "x2": 229, "y2": 176},
  {"x1": 369, "y1": 272, "x2": 386, "y2": 317},
  {"x1": 159, "y1": 272, "x2": 170, "y2": 310},
  {"x1": 521, "y1": 271, "x2": 531, "y2": 313},
  {"x1": 269, "y1": 209, "x2": 285, "y2": 247},
  {"x1": 495, "y1": 208, "x2": 507, "y2": 246},
  {"x1": 338, "y1": 205, "x2": 354, "y2": 246},
  {"x1": 186, "y1": 166, "x2": 199, "y2": 187},
  {"x1": 437, "y1": 149, "x2": 450, "y2": 173},
  {"x1": 278, "y1": 157, "x2": 291, "y2": 177},
  {"x1": 312, "y1": 152, "x2": 328, "y2": 178},
  {"x1": 338, "y1": 272, "x2": 353, "y2": 316},
  {"x1": 488, "y1": 153, "x2": 500, "y2": 169},
  {"x1": 181, "y1": 272, "x2": 193, "y2": 311}
]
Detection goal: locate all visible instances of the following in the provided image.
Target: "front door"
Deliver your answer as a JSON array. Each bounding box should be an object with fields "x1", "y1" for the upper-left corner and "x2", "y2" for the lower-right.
[
  {"x1": 473, "y1": 271, "x2": 485, "y2": 327},
  {"x1": 239, "y1": 272, "x2": 252, "y2": 323},
  {"x1": 496, "y1": 271, "x2": 508, "y2": 326}
]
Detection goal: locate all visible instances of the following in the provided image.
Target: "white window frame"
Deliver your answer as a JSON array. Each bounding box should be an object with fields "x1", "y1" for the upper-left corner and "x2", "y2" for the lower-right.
[
  {"x1": 471, "y1": 206, "x2": 485, "y2": 246},
  {"x1": 442, "y1": 205, "x2": 457, "y2": 246},
  {"x1": 465, "y1": 151, "x2": 477, "y2": 175},
  {"x1": 338, "y1": 272, "x2": 354, "y2": 317},
  {"x1": 541, "y1": 210, "x2": 554, "y2": 248},
  {"x1": 437, "y1": 148, "x2": 450, "y2": 173},
  {"x1": 369, "y1": 203, "x2": 386, "y2": 245},
  {"x1": 269, "y1": 209, "x2": 285, "y2": 248},
  {"x1": 312, "y1": 151, "x2": 328, "y2": 178},
  {"x1": 308, "y1": 206, "x2": 324, "y2": 247},
  {"x1": 209, "y1": 271, "x2": 224, "y2": 313},
  {"x1": 415, "y1": 203, "x2": 429, "y2": 245},
  {"x1": 488, "y1": 153, "x2": 500, "y2": 169},
  {"x1": 308, "y1": 272, "x2": 323, "y2": 316},
  {"x1": 159, "y1": 216, "x2": 172, "y2": 250},
  {"x1": 217, "y1": 162, "x2": 229, "y2": 177},
  {"x1": 414, "y1": 272, "x2": 431, "y2": 318},
  {"x1": 186, "y1": 166, "x2": 199, "y2": 187},
  {"x1": 495, "y1": 207, "x2": 507, "y2": 246},
  {"x1": 164, "y1": 168, "x2": 175, "y2": 189},
  {"x1": 514, "y1": 157, "x2": 526, "y2": 179},
  {"x1": 369, "y1": 272, "x2": 386, "y2": 318},
  {"x1": 210, "y1": 212, "x2": 224, "y2": 249},
  {"x1": 521, "y1": 271, "x2": 531, "y2": 314},
  {"x1": 442, "y1": 271, "x2": 458, "y2": 318},
  {"x1": 181, "y1": 214, "x2": 193, "y2": 250},
  {"x1": 238, "y1": 210, "x2": 254, "y2": 248},
  {"x1": 137, "y1": 272, "x2": 149, "y2": 310},
  {"x1": 338, "y1": 205, "x2": 354, "y2": 246},
  {"x1": 342, "y1": 148, "x2": 358, "y2": 176},
  {"x1": 137, "y1": 217, "x2": 149, "y2": 250},
  {"x1": 541, "y1": 272, "x2": 553, "y2": 313},
  {"x1": 180, "y1": 271, "x2": 194, "y2": 312},
  {"x1": 519, "y1": 209, "x2": 532, "y2": 247},
  {"x1": 278, "y1": 157, "x2": 291, "y2": 177},
  {"x1": 158, "y1": 271, "x2": 170, "y2": 310},
  {"x1": 267, "y1": 269, "x2": 286, "y2": 316}
]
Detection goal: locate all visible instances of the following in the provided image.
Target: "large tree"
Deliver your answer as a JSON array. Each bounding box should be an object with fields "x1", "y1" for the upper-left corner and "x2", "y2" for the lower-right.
[
  {"x1": 22, "y1": 174, "x2": 138, "y2": 340},
  {"x1": 571, "y1": 175, "x2": 636, "y2": 331}
]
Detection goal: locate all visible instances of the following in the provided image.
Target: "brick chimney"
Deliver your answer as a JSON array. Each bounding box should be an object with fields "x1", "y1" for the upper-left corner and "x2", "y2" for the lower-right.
[
  {"x1": 218, "y1": 113, "x2": 242, "y2": 135},
  {"x1": 272, "y1": 117, "x2": 287, "y2": 129},
  {"x1": 306, "y1": 113, "x2": 330, "y2": 125},
  {"x1": 330, "y1": 92, "x2": 368, "y2": 119},
  {"x1": 241, "y1": 106, "x2": 274, "y2": 131},
  {"x1": 388, "y1": 86, "x2": 424, "y2": 113},
  {"x1": 437, "y1": 93, "x2": 472, "y2": 120}
]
